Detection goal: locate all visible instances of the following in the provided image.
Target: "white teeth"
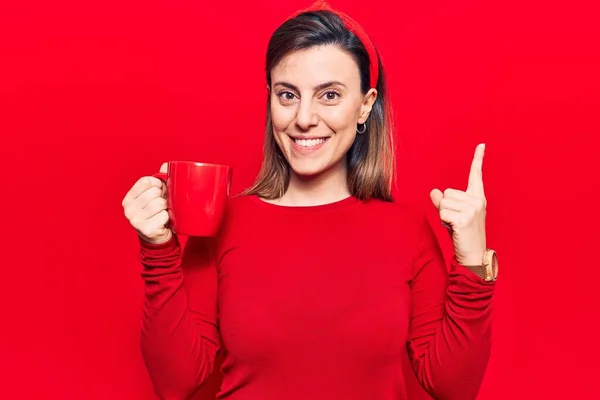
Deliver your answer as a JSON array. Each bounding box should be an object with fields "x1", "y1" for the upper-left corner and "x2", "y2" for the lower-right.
[{"x1": 294, "y1": 138, "x2": 326, "y2": 148}]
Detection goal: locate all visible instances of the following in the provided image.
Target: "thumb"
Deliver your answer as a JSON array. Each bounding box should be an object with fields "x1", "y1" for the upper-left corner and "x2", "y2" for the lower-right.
[
  {"x1": 430, "y1": 188, "x2": 443, "y2": 210},
  {"x1": 159, "y1": 162, "x2": 168, "y2": 174}
]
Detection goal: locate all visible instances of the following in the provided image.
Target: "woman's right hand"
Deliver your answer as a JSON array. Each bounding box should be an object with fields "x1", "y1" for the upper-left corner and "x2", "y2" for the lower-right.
[{"x1": 122, "y1": 163, "x2": 173, "y2": 244}]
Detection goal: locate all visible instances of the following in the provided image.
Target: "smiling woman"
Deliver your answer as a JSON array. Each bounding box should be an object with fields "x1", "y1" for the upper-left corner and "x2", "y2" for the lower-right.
[
  {"x1": 268, "y1": 47, "x2": 378, "y2": 192},
  {"x1": 124, "y1": 1, "x2": 498, "y2": 400},
  {"x1": 243, "y1": 6, "x2": 394, "y2": 204}
]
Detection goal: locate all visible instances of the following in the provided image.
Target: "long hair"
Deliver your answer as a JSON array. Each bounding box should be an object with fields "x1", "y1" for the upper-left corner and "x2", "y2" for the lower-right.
[{"x1": 243, "y1": 10, "x2": 396, "y2": 202}]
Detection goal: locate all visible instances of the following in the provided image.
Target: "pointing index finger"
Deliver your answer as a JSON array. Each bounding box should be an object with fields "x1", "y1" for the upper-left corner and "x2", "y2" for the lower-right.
[{"x1": 467, "y1": 143, "x2": 485, "y2": 195}]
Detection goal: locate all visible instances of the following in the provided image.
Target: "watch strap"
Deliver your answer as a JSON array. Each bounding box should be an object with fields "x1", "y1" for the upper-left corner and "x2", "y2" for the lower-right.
[{"x1": 463, "y1": 249, "x2": 498, "y2": 282}]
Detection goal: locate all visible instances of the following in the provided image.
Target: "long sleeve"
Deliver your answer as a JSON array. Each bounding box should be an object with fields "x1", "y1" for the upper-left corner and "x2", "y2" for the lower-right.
[
  {"x1": 406, "y1": 214, "x2": 495, "y2": 400},
  {"x1": 139, "y1": 235, "x2": 220, "y2": 400}
]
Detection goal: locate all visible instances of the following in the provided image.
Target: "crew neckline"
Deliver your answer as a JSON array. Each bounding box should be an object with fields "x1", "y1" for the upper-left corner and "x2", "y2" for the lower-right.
[{"x1": 247, "y1": 194, "x2": 362, "y2": 213}]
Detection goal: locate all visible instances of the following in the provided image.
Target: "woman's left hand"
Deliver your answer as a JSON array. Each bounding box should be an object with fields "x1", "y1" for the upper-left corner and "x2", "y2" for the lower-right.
[{"x1": 430, "y1": 143, "x2": 487, "y2": 266}]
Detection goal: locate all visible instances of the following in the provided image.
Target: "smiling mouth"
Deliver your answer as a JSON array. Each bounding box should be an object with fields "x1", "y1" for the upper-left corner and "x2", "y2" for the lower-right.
[{"x1": 292, "y1": 137, "x2": 330, "y2": 148}]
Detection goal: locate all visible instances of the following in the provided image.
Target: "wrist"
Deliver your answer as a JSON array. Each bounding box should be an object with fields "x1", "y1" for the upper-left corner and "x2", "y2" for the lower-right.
[
  {"x1": 138, "y1": 230, "x2": 173, "y2": 246},
  {"x1": 456, "y1": 251, "x2": 485, "y2": 266},
  {"x1": 138, "y1": 233, "x2": 176, "y2": 251},
  {"x1": 458, "y1": 249, "x2": 499, "y2": 282}
]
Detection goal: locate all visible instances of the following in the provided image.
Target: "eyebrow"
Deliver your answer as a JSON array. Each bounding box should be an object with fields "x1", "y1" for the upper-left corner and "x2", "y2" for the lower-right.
[{"x1": 273, "y1": 80, "x2": 347, "y2": 92}]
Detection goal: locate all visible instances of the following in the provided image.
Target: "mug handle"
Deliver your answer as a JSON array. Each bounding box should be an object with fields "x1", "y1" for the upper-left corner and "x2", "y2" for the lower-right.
[{"x1": 153, "y1": 172, "x2": 168, "y2": 181}]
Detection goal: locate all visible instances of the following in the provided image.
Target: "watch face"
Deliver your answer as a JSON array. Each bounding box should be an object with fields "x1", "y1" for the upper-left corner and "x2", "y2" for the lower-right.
[
  {"x1": 491, "y1": 252, "x2": 498, "y2": 279},
  {"x1": 484, "y1": 250, "x2": 498, "y2": 281}
]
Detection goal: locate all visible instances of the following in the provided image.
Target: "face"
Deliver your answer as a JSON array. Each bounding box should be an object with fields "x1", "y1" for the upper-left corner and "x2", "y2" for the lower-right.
[{"x1": 269, "y1": 45, "x2": 377, "y2": 178}]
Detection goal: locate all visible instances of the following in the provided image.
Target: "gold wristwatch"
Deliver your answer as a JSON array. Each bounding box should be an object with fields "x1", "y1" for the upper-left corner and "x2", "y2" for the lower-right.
[{"x1": 465, "y1": 249, "x2": 498, "y2": 282}]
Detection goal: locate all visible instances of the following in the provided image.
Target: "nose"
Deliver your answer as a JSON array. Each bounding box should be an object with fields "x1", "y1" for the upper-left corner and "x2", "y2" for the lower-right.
[{"x1": 295, "y1": 98, "x2": 319, "y2": 131}]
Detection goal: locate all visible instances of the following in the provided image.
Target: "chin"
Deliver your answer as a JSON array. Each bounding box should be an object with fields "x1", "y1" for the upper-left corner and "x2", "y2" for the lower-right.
[{"x1": 288, "y1": 160, "x2": 328, "y2": 178}]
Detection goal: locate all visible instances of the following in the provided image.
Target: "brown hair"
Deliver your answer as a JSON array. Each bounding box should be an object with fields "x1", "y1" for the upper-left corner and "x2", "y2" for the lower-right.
[{"x1": 243, "y1": 10, "x2": 395, "y2": 202}]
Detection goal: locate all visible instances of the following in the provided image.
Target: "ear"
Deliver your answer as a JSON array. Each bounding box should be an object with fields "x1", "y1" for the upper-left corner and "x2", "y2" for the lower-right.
[
  {"x1": 266, "y1": 84, "x2": 271, "y2": 93},
  {"x1": 358, "y1": 88, "x2": 377, "y2": 124}
]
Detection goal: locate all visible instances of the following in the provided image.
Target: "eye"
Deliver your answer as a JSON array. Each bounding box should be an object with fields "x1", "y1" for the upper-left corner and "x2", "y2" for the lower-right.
[
  {"x1": 322, "y1": 90, "x2": 341, "y2": 102},
  {"x1": 277, "y1": 91, "x2": 297, "y2": 102}
]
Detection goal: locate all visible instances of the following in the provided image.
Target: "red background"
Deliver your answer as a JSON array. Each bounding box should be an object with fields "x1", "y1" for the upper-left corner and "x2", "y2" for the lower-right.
[{"x1": 1, "y1": 0, "x2": 598, "y2": 399}]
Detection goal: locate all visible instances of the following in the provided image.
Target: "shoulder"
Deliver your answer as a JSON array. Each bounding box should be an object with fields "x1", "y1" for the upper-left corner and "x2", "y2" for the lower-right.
[
  {"x1": 212, "y1": 195, "x2": 259, "y2": 254},
  {"x1": 361, "y1": 199, "x2": 442, "y2": 262},
  {"x1": 227, "y1": 193, "x2": 257, "y2": 211},
  {"x1": 218, "y1": 194, "x2": 267, "y2": 234},
  {"x1": 221, "y1": 194, "x2": 259, "y2": 223},
  {"x1": 361, "y1": 198, "x2": 430, "y2": 229}
]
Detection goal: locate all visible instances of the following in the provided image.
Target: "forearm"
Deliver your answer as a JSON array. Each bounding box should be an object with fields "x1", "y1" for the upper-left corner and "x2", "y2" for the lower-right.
[
  {"x1": 140, "y1": 236, "x2": 220, "y2": 400},
  {"x1": 409, "y1": 259, "x2": 495, "y2": 400}
]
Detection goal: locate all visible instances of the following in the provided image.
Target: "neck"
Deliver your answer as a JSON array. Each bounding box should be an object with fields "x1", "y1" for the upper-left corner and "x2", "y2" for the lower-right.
[{"x1": 279, "y1": 162, "x2": 350, "y2": 207}]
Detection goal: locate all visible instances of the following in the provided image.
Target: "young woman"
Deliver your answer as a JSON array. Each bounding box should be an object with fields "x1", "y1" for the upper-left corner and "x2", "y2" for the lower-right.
[{"x1": 122, "y1": 2, "x2": 498, "y2": 399}]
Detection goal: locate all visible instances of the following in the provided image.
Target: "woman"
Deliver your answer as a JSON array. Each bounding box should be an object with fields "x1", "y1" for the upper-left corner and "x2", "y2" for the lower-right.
[{"x1": 121, "y1": 1, "x2": 498, "y2": 399}]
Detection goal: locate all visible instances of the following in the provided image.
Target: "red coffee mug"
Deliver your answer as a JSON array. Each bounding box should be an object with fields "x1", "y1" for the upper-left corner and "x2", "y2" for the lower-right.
[{"x1": 153, "y1": 161, "x2": 232, "y2": 237}]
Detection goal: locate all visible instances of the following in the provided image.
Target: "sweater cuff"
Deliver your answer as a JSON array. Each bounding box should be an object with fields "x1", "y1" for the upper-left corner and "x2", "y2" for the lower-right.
[{"x1": 138, "y1": 234, "x2": 181, "y2": 267}]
